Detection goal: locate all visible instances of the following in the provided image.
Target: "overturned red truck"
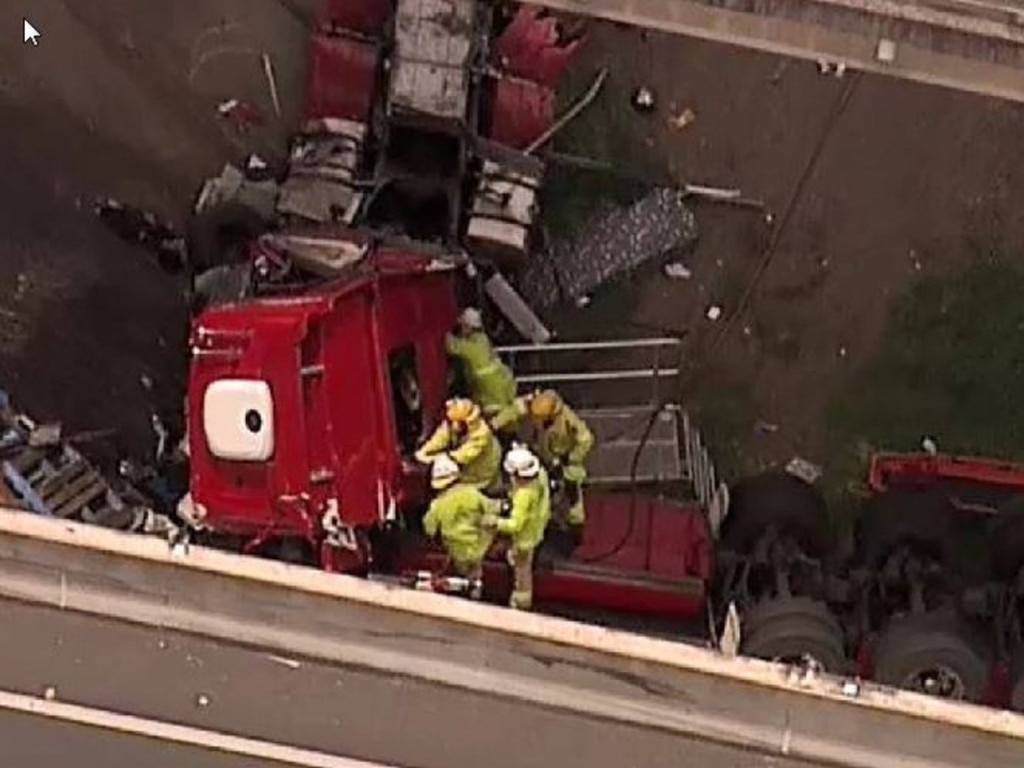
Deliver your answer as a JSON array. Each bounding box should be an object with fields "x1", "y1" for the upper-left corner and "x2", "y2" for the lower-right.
[{"x1": 171, "y1": 0, "x2": 1024, "y2": 713}]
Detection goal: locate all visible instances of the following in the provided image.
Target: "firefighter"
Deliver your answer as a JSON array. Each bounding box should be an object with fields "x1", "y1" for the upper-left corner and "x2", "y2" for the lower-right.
[
  {"x1": 422, "y1": 455, "x2": 500, "y2": 598},
  {"x1": 415, "y1": 397, "x2": 502, "y2": 492},
  {"x1": 501, "y1": 389, "x2": 594, "y2": 544},
  {"x1": 483, "y1": 445, "x2": 551, "y2": 611},
  {"x1": 445, "y1": 308, "x2": 517, "y2": 425}
]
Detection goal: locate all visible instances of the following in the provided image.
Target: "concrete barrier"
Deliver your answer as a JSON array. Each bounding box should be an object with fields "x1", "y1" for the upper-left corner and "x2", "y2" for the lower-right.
[
  {"x1": 0, "y1": 508, "x2": 1022, "y2": 767},
  {"x1": 528, "y1": 0, "x2": 1024, "y2": 105}
]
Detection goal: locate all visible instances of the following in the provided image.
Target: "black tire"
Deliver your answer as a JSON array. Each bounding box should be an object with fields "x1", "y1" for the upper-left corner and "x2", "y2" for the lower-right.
[
  {"x1": 854, "y1": 487, "x2": 954, "y2": 569},
  {"x1": 721, "y1": 471, "x2": 831, "y2": 557},
  {"x1": 873, "y1": 610, "x2": 992, "y2": 703},
  {"x1": 989, "y1": 495, "x2": 1024, "y2": 581},
  {"x1": 740, "y1": 596, "x2": 847, "y2": 671},
  {"x1": 186, "y1": 201, "x2": 270, "y2": 273}
]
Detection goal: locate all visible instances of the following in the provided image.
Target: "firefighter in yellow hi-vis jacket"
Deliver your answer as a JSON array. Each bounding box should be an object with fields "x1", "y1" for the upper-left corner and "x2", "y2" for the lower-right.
[{"x1": 415, "y1": 397, "x2": 502, "y2": 492}]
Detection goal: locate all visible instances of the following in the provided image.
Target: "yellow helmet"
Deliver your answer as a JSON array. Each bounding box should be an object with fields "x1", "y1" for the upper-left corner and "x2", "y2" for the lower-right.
[
  {"x1": 528, "y1": 390, "x2": 562, "y2": 421},
  {"x1": 445, "y1": 397, "x2": 481, "y2": 424}
]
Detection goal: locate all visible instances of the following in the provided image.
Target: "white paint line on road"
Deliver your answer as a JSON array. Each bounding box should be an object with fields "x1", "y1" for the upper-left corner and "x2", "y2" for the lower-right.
[{"x1": 0, "y1": 688, "x2": 400, "y2": 768}]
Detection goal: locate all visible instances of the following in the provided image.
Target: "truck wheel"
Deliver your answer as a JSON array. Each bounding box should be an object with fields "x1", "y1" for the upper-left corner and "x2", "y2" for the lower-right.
[
  {"x1": 873, "y1": 610, "x2": 992, "y2": 702},
  {"x1": 740, "y1": 596, "x2": 846, "y2": 671},
  {"x1": 721, "y1": 471, "x2": 831, "y2": 557},
  {"x1": 855, "y1": 487, "x2": 953, "y2": 569},
  {"x1": 989, "y1": 495, "x2": 1024, "y2": 581}
]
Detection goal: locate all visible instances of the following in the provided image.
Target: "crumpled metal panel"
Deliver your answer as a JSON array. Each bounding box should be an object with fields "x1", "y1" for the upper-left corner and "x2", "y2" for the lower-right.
[
  {"x1": 320, "y1": 0, "x2": 391, "y2": 36},
  {"x1": 489, "y1": 77, "x2": 555, "y2": 150},
  {"x1": 304, "y1": 33, "x2": 379, "y2": 123},
  {"x1": 518, "y1": 188, "x2": 698, "y2": 307},
  {"x1": 493, "y1": 6, "x2": 583, "y2": 87}
]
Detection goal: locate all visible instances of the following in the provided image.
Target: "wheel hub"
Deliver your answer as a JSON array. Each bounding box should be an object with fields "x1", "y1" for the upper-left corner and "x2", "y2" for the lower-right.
[{"x1": 904, "y1": 665, "x2": 965, "y2": 699}]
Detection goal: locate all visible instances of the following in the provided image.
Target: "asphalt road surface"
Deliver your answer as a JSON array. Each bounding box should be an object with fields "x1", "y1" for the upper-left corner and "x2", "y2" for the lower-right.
[
  {"x1": 0, "y1": 598, "x2": 828, "y2": 768},
  {"x1": 0, "y1": 710, "x2": 296, "y2": 768}
]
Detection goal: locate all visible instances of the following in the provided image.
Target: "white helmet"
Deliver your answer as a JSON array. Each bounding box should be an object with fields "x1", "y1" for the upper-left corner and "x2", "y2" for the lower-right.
[
  {"x1": 503, "y1": 444, "x2": 540, "y2": 479},
  {"x1": 458, "y1": 307, "x2": 483, "y2": 331},
  {"x1": 431, "y1": 454, "x2": 460, "y2": 489}
]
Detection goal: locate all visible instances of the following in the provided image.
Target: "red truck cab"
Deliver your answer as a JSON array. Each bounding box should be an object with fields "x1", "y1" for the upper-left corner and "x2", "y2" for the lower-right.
[{"x1": 180, "y1": 236, "x2": 458, "y2": 571}]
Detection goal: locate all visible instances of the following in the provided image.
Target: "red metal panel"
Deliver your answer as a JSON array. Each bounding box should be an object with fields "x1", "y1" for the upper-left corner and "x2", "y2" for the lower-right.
[
  {"x1": 320, "y1": 0, "x2": 391, "y2": 36},
  {"x1": 319, "y1": 289, "x2": 391, "y2": 529},
  {"x1": 489, "y1": 77, "x2": 555, "y2": 150},
  {"x1": 493, "y1": 6, "x2": 583, "y2": 87},
  {"x1": 304, "y1": 33, "x2": 378, "y2": 123},
  {"x1": 570, "y1": 493, "x2": 715, "y2": 583},
  {"x1": 868, "y1": 451, "x2": 1024, "y2": 494},
  {"x1": 188, "y1": 307, "x2": 317, "y2": 536}
]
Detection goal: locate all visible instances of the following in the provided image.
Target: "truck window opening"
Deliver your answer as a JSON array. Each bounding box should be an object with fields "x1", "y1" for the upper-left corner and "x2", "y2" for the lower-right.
[{"x1": 389, "y1": 344, "x2": 423, "y2": 455}]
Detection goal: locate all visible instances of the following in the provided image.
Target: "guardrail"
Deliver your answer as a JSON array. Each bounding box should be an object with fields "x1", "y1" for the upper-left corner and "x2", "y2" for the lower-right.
[
  {"x1": 0, "y1": 509, "x2": 1022, "y2": 767},
  {"x1": 531, "y1": 0, "x2": 1024, "y2": 105},
  {"x1": 495, "y1": 338, "x2": 681, "y2": 394}
]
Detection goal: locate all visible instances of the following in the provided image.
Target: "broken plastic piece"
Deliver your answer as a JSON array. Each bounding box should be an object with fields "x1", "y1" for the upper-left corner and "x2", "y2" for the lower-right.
[
  {"x1": 786, "y1": 457, "x2": 822, "y2": 485},
  {"x1": 663, "y1": 262, "x2": 692, "y2": 280},
  {"x1": 706, "y1": 305, "x2": 722, "y2": 321}
]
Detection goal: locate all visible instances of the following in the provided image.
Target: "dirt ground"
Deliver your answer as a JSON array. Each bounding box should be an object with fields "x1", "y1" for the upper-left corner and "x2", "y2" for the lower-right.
[
  {"x1": 541, "y1": 22, "x2": 1024, "y2": 492},
  {"x1": 0, "y1": 0, "x2": 313, "y2": 455}
]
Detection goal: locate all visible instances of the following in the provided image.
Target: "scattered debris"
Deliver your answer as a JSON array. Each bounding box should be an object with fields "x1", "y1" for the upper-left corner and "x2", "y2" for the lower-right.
[
  {"x1": 43, "y1": 686, "x2": 56, "y2": 701},
  {"x1": 838, "y1": 346, "x2": 848, "y2": 358},
  {"x1": 27, "y1": 423, "x2": 62, "y2": 448},
  {"x1": 706, "y1": 305, "x2": 722, "y2": 321},
  {"x1": 157, "y1": 639, "x2": 168, "y2": 650},
  {"x1": 718, "y1": 601, "x2": 741, "y2": 658},
  {"x1": 575, "y1": 295, "x2": 591, "y2": 308},
  {"x1": 261, "y1": 52, "x2": 282, "y2": 118},
  {"x1": 754, "y1": 421, "x2": 779, "y2": 435},
  {"x1": 93, "y1": 198, "x2": 187, "y2": 274},
  {"x1": 922, "y1": 436, "x2": 939, "y2": 456},
  {"x1": 217, "y1": 99, "x2": 262, "y2": 133},
  {"x1": 841, "y1": 679, "x2": 862, "y2": 698},
  {"x1": 196, "y1": 693, "x2": 210, "y2": 707},
  {"x1": 267, "y1": 654, "x2": 302, "y2": 670},
  {"x1": 876, "y1": 38, "x2": 897, "y2": 64},
  {"x1": 246, "y1": 153, "x2": 268, "y2": 172},
  {"x1": 663, "y1": 262, "x2": 692, "y2": 280},
  {"x1": 668, "y1": 107, "x2": 696, "y2": 130},
  {"x1": 786, "y1": 457, "x2": 823, "y2": 485},
  {"x1": 630, "y1": 86, "x2": 656, "y2": 114}
]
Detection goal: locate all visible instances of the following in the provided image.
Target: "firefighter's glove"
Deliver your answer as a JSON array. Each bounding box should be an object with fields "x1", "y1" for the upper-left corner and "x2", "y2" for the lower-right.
[{"x1": 563, "y1": 464, "x2": 586, "y2": 484}]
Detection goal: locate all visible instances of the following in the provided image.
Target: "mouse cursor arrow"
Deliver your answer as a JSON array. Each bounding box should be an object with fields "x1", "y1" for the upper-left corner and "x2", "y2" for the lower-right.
[{"x1": 23, "y1": 19, "x2": 41, "y2": 46}]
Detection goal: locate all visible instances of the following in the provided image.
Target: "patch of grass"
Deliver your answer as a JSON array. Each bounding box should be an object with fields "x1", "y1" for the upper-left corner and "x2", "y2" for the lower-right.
[
  {"x1": 539, "y1": 67, "x2": 662, "y2": 243},
  {"x1": 823, "y1": 252, "x2": 1024, "y2": 507},
  {"x1": 691, "y1": 373, "x2": 759, "y2": 482}
]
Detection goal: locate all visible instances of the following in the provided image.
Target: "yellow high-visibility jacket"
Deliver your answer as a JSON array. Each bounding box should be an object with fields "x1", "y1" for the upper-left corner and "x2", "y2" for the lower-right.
[
  {"x1": 496, "y1": 467, "x2": 551, "y2": 552},
  {"x1": 415, "y1": 418, "x2": 502, "y2": 490},
  {"x1": 423, "y1": 483, "x2": 500, "y2": 565},
  {"x1": 445, "y1": 332, "x2": 517, "y2": 416},
  {"x1": 531, "y1": 405, "x2": 595, "y2": 480}
]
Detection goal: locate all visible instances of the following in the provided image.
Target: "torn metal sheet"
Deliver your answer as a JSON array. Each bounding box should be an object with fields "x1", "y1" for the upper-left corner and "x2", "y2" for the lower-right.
[
  {"x1": 195, "y1": 164, "x2": 279, "y2": 221},
  {"x1": 390, "y1": 0, "x2": 476, "y2": 122},
  {"x1": 519, "y1": 187, "x2": 698, "y2": 308},
  {"x1": 484, "y1": 272, "x2": 552, "y2": 344}
]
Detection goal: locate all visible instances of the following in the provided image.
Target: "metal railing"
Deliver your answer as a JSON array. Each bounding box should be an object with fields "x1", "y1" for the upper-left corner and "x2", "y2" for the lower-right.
[{"x1": 495, "y1": 338, "x2": 681, "y2": 405}]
